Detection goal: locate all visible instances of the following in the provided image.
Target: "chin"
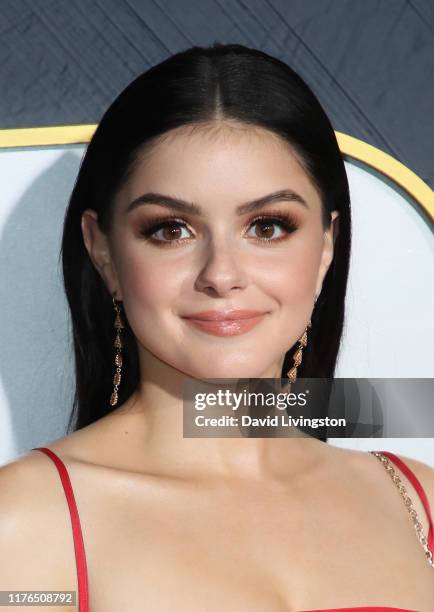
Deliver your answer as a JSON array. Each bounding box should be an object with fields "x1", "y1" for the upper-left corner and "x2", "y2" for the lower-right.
[{"x1": 188, "y1": 366, "x2": 271, "y2": 382}]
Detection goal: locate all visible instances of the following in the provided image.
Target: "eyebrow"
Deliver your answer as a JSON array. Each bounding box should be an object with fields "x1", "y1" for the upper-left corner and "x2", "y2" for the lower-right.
[{"x1": 125, "y1": 188, "x2": 308, "y2": 216}]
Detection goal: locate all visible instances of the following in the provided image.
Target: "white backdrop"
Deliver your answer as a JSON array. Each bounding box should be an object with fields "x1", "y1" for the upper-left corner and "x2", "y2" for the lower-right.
[{"x1": 0, "y1": 144, "x2": 433, "y2": 465}]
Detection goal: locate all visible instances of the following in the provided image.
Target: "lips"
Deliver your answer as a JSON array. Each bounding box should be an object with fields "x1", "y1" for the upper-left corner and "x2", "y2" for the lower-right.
[
  {"x1": 183, "y1": 309, "x2": 267, "y2": 321},
  {"x1": 181, "y1": 309, "x2": 269, "y2": 337}
]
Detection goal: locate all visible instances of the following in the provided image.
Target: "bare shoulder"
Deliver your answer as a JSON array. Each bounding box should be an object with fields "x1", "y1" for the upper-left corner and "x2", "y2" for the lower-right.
[
  {"x1": 0, "y1": 448, "x2": 61, "y2": 517},
  {"x1": 384, "y1": 451, "x2": 434, "y2": 554},
  {"x1": 350, "y1": 445, "x2": 433, "y2": 495},
  {"x1": 323, "y1": 443, "x2": 434, "y2": 561},
  {"x1": 387, "y1": 451, "x2": 434, "y2": 510},
  {"x1": 0, "y1": 451, "x2": 78, "y2": 611},
  {"x1": 325, "y1": 444, "x2": 434, "y2": 493},
  {"x1": 331, "y1": 445, "x2": 434, "y2": 546}
]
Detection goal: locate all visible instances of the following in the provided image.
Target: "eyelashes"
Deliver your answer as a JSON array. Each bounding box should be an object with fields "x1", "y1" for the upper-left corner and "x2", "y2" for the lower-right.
[{"x1": 138, "y1": 210, "x2": 299, "y2": 247}]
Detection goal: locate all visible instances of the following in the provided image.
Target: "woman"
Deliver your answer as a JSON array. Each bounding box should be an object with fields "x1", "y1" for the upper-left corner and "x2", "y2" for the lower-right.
[{"x1": 1, "y1": 43, "x2": 433, "y2": 612}]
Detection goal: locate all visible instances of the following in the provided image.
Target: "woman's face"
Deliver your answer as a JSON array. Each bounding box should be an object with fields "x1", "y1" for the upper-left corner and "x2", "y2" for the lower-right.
[{"x1": 82, "y1": 122, "x2": 339, "y2": 380}]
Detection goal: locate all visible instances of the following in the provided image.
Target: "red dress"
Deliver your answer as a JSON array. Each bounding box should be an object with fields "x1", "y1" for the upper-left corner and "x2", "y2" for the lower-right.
[{"x1": 31, "y1": 447, "x2": 433, "y2": 612}]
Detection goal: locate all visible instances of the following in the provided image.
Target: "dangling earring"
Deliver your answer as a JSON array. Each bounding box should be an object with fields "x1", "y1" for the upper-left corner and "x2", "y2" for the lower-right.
[
  {"x1": 286, "y1": 295, "x2": 317, "y2": 384},
  {"x1": 286, "y1": 320, "x2": 311, "y2": 383},
  {"x1": 110, "y1": 295, "x2": 124, "y2": 407}
]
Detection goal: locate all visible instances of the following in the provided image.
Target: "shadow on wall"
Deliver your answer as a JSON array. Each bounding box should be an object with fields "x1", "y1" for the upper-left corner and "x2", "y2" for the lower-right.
[{"x1": 0, "y1": 151, "x2": 81, "y2": 463}]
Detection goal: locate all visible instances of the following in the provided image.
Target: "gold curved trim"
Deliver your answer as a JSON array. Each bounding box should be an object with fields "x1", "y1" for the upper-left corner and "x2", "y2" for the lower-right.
[
  {"x1": 0, "y1": 124, "x2": 96, "y2": 147},
  {"x1": 335, "y1": 132, "x2": 433, "y2": 223},
  {"x1": 0, "y1": 125, "x2": 432, "y2": 222}
]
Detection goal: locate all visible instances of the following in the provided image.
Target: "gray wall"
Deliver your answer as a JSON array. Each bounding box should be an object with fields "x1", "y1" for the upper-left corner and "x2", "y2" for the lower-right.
[{"x1": 1, "y1": 0, "x2": 433, "y2": 187}]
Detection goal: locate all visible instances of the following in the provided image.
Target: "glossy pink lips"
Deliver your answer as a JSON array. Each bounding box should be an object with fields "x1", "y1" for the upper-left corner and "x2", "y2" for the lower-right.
[{"x1": 182, "y1": 310, "x2": 268, "y2": 337}]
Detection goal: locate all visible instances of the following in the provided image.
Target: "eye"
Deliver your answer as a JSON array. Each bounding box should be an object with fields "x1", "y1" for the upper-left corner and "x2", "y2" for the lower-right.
[
  {"x1": 139, "y1": 218, "x2": 193, "y2": 245},
  {"x1": 245, "y1": 214, "x2": 298, "y2": 243},
  {"x1": 149, "y1": 221, "x2": 191, "y2": 242}
]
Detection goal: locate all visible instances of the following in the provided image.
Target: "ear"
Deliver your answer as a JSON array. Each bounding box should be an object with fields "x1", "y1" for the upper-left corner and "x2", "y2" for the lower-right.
[
  {"x1": 81, "y1": 209, "x2": 123, "y2": 300},
  {"x1": 315, "y1": 210, "x2": 340, "y2": 298}
]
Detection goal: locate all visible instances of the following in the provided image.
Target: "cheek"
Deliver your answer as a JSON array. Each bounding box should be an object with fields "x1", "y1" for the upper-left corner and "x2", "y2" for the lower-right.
[
  {"x1": 256, "y1": 234, "x2": 323, "y2": 303},
  {"x1": 115, "y1": 249, "x2": 189, "y2": 362},
  {"x1": 115, "y1": 246, "x2": 184, "y2": 317}
]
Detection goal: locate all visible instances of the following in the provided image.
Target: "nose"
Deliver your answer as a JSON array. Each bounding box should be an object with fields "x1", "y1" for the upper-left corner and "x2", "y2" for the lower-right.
[{"x1": 194, "y1": 239, "x2": 249, "y2": 296}]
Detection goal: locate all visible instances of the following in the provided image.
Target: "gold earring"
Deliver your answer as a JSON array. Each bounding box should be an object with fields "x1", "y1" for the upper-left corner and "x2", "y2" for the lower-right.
[
  {"x1": 285, "y1": 295, "x2": 317, "y2": 387},
  {"x1": 286, "y1": 320, "x2": 312, "y2": 383},
  {"x1": 110, "y1": 295, "x2": 124, "y2": 407}
]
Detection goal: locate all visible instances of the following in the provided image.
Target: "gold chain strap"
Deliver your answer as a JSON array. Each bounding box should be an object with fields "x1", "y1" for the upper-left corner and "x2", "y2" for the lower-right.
[{"x1": 370, "y1": 451, "x2": 434, "y2": 568}]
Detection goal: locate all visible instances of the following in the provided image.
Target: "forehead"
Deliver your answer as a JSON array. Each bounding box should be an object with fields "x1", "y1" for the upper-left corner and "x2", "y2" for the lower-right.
[{"x1": 119, "y1": 121, "x2": 321, "y2": 211}]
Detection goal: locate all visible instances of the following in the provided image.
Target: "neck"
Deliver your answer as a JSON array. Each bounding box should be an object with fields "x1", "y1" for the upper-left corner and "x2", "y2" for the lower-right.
[{"x1": 112, "y1": 360, "x2": 325, "y2": 483}]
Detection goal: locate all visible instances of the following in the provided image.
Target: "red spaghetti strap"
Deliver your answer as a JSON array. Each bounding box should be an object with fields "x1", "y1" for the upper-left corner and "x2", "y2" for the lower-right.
[
  {"x1": 380, "y1": 450, "x2": 434, "y2": 554},
  {"x1": 32, "y1": 447, "x2": 89, "y2": 612}
]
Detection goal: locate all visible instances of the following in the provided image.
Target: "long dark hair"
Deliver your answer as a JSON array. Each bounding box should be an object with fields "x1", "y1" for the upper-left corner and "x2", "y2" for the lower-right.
[{"x1": 61, "y1": 43, "x2": 351, "y2": 434}]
